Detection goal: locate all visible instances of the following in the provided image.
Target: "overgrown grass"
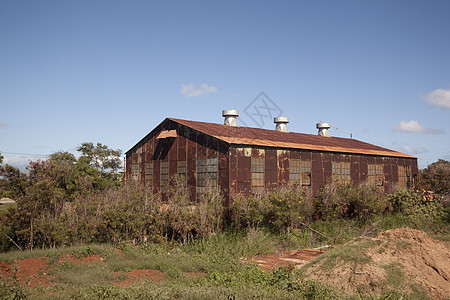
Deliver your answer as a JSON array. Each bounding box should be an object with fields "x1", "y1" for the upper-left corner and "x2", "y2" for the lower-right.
[{"x1": 1, "y1": 220, "x2": 447, "y2": 299}]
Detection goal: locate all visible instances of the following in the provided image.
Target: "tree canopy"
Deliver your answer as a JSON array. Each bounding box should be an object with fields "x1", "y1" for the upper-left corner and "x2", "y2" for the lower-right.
[{"x1": 419, "y1": 159, "x2": 450, "y2": 194}]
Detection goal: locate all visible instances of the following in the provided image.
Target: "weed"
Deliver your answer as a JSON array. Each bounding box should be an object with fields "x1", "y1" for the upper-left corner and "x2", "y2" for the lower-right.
[
  {"x1": 0, "y1": 279, "x2": 26, "y2": 299},
  {"x1": 383, "y1": 263, "x2": 405, "y2": 288},
  {"x1": 304, "y1": 238, "x2": 379, "y2": 270}
]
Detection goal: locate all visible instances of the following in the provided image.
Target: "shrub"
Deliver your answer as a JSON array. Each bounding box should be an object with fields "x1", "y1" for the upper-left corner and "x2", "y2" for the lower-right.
[
  {"x1": 387, "y1": 188, "x2": 447, "y2": 231},
  {"x1": 264, "y1": 185, "x2": 314, "y2": 234},
  {"x1": 315, "y1": 181, "x2": 386, "y2": 220}
]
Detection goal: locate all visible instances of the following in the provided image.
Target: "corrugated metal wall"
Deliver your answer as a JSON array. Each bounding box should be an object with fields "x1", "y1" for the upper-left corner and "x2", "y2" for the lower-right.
[{"x1": 126, "y1": 120, "x2": 419, "y2": 201}]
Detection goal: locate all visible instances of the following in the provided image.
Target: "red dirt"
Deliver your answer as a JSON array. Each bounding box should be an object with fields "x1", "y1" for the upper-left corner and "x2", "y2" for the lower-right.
[
  {"x1": 0, "y1": 257, "x2": 52, "y2": 287},
  {"x1": 242, "y1": 248, "x2": 324, "y2": 270},
  {"x1": 113, "y1": 269, "x2": 164, "y2": 286}
]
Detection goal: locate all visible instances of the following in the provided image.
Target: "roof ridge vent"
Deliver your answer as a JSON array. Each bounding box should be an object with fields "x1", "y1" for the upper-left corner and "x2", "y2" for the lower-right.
[
  {"x1": 222, "y1": 109, "x2": 239, "y2": 127},
  {"x1": 274, "y1": 117, "x2": 289, "y2": 132},
  {"x1": 316, "y1": 122, "x2": 331, "y2": 137}
]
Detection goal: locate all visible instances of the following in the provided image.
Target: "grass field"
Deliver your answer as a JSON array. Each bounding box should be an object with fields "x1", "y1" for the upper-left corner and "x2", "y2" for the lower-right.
[{"x1": 2, "y1": 217, "x2": 448, "y2": 299}]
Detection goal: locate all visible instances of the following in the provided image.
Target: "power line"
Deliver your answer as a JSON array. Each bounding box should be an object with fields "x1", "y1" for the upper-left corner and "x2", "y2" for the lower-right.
[{"x1": 0, "y1": 151, "x2": 50, "y2": 157}]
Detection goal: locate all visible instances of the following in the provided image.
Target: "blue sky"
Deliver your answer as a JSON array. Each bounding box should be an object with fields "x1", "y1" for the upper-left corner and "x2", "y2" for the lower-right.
[{"x1": 1, "y1": 0, "x2": 449, "y2": 170}]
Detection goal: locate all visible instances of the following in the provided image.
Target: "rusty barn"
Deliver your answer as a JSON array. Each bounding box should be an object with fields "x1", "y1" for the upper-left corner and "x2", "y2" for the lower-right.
[{"x1": 125, "y1": 110, "x2": 418, "y2": 201}]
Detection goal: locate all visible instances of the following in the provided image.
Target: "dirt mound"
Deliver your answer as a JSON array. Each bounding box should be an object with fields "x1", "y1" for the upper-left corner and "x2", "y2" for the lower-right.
[{"x1": 303, "y1": 228, "x2": 450, "y2": 299}]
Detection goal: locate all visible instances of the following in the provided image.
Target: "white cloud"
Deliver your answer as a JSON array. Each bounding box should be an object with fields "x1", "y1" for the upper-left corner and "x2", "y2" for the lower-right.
[
  {"x1": 396, "y1": 145, "x2": 428, "y2": 155},
  {"x1": 394, "y1": 120, "x2": 444, "y2": 134},
  {"x1": 180, "y1": 83, "x2": 218, "y2": 98},
  {"x1": 424, "y1": 88, "x2": 450, "y2": 109}
]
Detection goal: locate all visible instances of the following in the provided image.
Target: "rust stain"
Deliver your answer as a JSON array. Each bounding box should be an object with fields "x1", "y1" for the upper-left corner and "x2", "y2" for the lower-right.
[{"x1": 168, "y1": 118, "x2": 415, "y2": 159}]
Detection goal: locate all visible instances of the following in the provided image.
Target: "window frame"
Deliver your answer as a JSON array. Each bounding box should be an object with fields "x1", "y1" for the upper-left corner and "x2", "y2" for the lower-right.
[
  {"x1": 332, "y1": 161, "x2": 351, "y2": 185},
  {"x1": 251, "y1": 157, "x2": 265, "y2": 193}
]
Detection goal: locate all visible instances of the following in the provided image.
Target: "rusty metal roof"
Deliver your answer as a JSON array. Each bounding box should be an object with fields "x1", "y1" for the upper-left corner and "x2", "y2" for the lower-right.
[{"x1": 168, "y1": 118, "x2": 416, "y2": 158}]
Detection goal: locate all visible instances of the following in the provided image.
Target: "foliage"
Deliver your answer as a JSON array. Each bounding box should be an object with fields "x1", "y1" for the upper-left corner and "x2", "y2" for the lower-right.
[
  {"x1": 0, "y1": 279, "x2": 27, "y2": 300},
  {"x1": 0, "y1": 164, "x2": 28, "y2": 200},
  {"x1": 230, "y1": 185, "x2": 314, "y2": 234},
  {"x1": 315, "y1": 181, "x2": 386, "y2": 220},
  {"x1": 387, "y1": 188, "x2": 446, "y2": 231},
  {"x1": 418, "y1": 159, "x2": 450, "y2": 195},
  {"x1": 264, "y1": 185, "x2": 314, "y2": 234},
  {"x1": 77, "y1": 142, "x2": 123, "y2": 180},
  {"x1": 0, "y1": 143, "x2": 123, "y2": 250}
]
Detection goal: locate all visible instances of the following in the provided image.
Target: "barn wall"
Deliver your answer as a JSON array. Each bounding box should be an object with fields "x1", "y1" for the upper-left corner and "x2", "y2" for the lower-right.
[
  {"x1": 126, "y1": 122, "x2": 418, "y2": 201},
  {"x1": 125, "y1": 120, "x2": 229, "y2": 200},
  {"x1": 227, "y1": 146, "x2": 418, "y2": 197}
]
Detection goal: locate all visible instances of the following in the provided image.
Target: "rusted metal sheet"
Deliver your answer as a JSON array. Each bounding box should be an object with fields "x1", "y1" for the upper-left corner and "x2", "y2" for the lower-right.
[
  {"x1": 277, "y1": 149, "x2": 289, "y2": 186},
  {"x1": 185, "y1": 127, "x2": 197, "y2": 199},
  {"x1": 350, "y1": 155, "x2": 361, "y2": 185},
  {"x1": 218, "y1": 141, "x2": 230, "y2": 205},
  {"x1": 322, "y1": 153, "x2": 332, "y2": 186},
  {"x1": 265, "y1": 149, "x2": 277, "y2": 190},
  {"x1": 168, "y1": 118, "x2": 416, "y2": 159},
  {"x1": 229, "y1": 147, "x2": 237, "y2": 194},
  {"x1": 311, "y1": 152, "x2": 324, "y2": 195},
  {"x1": 236, "y1": 148, "x2": 251, "y2": 194},
  {"x1": 125, "y1": 118, "x2": 419, "y2": 201}
]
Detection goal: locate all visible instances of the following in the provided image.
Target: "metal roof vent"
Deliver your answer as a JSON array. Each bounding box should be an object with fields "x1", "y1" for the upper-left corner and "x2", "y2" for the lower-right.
[
  {"x1": 316, "y1": 122, "x2": 331, "y2": 137},
  {"x1": 274, "y1": 117, "x2": 289, "y2": 132},
  {"x1": 222, "y1": 109, "x2": 239, "y2": 127}
]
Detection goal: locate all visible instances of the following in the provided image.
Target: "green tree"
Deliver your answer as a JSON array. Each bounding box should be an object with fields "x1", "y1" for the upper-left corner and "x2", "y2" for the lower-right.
[
  {"x1": 1, "y1": 143, "x2": 123, "y2": 249},
  {"x1": 419, "y1": 159, "x2": 450, "y2": 194},
  {"x1": 0, "y1": 163, "x2": 28, "y2": 199},
  {"x1": 77, "y1": 142, "x2": 123, "y2": 177},
  {"x1": 0, "y1": 152, "x2": 3, "y2": 164}
]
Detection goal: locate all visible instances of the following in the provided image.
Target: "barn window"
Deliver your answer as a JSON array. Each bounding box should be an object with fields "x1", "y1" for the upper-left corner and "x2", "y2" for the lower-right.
[
  {"x1": 197, "y1": 157, "x2": 218, "y2": 193},
  {"x1": 290, "y1": 159, "x2": 301, "y2": 183},
  {"x1": 131, "y1": 162, "x2": 139, "y2": 181},
  {"x1": 301, "y1": 160, "x2": 312, "y2": 186},
  {"x1": 332, "y1": 162, "x2": 351, "y2": 185},
  {"x1": 251, "y1": 157, "x2": 265, "y2": 192},
  {"x1": 290, "y1": 159, "x2": 311, "y2": 186},
  {"x1": 145, "y1": 161, "x2": 153, "y2": 187},
  {"x1": 368, "y1": 164, "x2": 384, "y2": 186},
  {"x1": 160, "y1": 161, "x2": 169, "y2": 188},
  {"x1": 177, "y1": 160, "x2": 187, "y2": 185},
  {"x1": 398, "y1": 165, "x2": 411, "y2": 188}
]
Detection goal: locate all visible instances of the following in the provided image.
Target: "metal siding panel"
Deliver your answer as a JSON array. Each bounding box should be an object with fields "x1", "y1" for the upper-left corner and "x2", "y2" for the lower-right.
[
  {"x1": 322, "y1": 152, "x2": 332, "y2": 185},
  {"x1": 177, "y1": 132, "x2": 187, "y2": 161},
  {"x1": 207, "y1": 137, "x2": 219, "y2": 158},
  {"x1": 277, "y1": 150, "x2": 289, "y2": 186},
  {"x1": 291, "y1": 150, "x2": 301, "y2": 160},
  {"x1": 186, "y1": 128, "x2": 197, "y2": 199},
  {"x1": 196, "y1": 132, "x2": 206, "y2": 158},
  {"x1": 218, "y1": 145, "x2": 229, "y2": 204},
  {"x1": 154, "y1": 158, "x2": 160, "y2": 192},
  {"x1": 299, "y1": 151, "x2": 311, "y2": 161},
  {"x1": 237, "y1": 148, "x2": 251, "y2": 194},
  {"x1": 311, "y1": 152, "x2": 324, "y2": 195},
  {"x1": 169, "y1": 137, "x2": 177, "y2": 178},
  {"x1": 351, "y1": 155, "x2": 361, "y2": 185},
  {"x1": 125, "y1": 156, "x2": 132, "y2": 181},
  {"x1": 265, "y1": 149, "x2": 277, "y2": 190},
  {"x1": 229, "y1": 147, "x2": 238, "y2": 194}
]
